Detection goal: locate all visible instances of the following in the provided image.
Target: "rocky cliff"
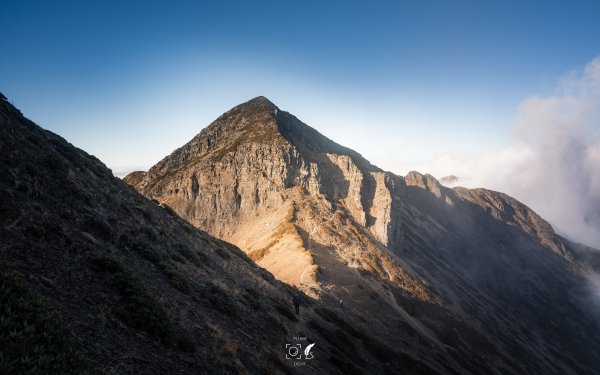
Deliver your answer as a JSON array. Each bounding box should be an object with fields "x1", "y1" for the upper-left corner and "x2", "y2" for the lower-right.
[{"x1": 127, "y1": 96, "x2": 600, "y2": 374}]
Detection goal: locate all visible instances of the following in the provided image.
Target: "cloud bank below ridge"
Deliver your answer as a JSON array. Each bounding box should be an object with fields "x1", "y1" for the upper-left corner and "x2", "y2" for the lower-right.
[{"x1": 410, "y1": 56, "x2": 600, "y2": 249}]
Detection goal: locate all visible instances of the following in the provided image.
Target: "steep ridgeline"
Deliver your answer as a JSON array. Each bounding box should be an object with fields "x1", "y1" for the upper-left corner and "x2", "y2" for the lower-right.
[
  {"x1": 0, "y1": 94, "x2": 440, "y2": 375},
  {"x1": 127, "y1": 96, "x2": 600, "y2": 374},
  {"x1": 128, "y1": 97, "x2": 409, "y2": 286}
]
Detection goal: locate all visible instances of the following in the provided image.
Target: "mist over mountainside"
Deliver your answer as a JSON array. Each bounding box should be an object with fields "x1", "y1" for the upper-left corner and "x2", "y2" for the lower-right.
[
  {"x1": 126, "y1": 96, "x2": 600, "y2": 374},
  {"x1": 438, "y1": 175, "x2": 460, "y2": 186},
  {"x1": 409, "y1": 57, "x2": 600, "y2": 251}
]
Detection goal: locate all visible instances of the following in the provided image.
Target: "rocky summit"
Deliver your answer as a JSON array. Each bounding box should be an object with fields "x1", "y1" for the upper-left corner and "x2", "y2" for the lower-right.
[{"x1": 126, "y1": 96, "x2": 600, "y2": 374}]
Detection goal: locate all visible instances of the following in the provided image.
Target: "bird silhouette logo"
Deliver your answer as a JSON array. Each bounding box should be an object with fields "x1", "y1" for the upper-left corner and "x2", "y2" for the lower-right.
[{"x1": 304, "y1": 343, "x2": 315, "y2": 359}]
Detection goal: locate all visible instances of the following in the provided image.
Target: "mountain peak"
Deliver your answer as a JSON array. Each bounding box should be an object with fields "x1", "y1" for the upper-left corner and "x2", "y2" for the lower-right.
[
  {"x1": 105, "y1": 92, "x2": 600, "y2": 374},
  {"x1": 2, "y1": 92, "x2": 353, "y2": 374},
  {"x1": 132, "y1": 96, "x2": 379, "y2": 194},
  {"x1": 247, "y1": 95, "x2": 276, "y2": 106},
  {"x1": 228, "y1": 95, "x2": 278, "y2": 116}
]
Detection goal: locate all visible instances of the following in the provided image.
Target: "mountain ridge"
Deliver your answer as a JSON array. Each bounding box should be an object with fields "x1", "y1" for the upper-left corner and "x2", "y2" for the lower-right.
[
  {"x1": 126, "y1": 96, "x2": 571, "y2": 261},
  {"x1": 125, "y1": 96, "x2": 600, "y2": 374},
  {"x1": 5, "y1": 92, "x2": 429, "y2": 374}
]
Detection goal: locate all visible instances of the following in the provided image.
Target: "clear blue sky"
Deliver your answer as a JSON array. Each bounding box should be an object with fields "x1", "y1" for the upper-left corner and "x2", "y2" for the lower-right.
[{"x1": 2, "y1": 0, "x2": 600, "y2": 173}]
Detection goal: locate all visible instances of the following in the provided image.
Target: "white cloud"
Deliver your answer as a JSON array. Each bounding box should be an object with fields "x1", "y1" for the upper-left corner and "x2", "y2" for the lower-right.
[{"x1": 409, "y1": 56, "x2": 600, "y2": 249}]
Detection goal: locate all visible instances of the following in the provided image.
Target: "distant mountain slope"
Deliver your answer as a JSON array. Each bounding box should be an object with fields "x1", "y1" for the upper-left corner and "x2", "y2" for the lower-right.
[
  {"x1": 127, "y1": 96, "x2": 600, "y2": 374},
  {"x1": 1, "y1": 93, "x2": 441, "y2": 374}
]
